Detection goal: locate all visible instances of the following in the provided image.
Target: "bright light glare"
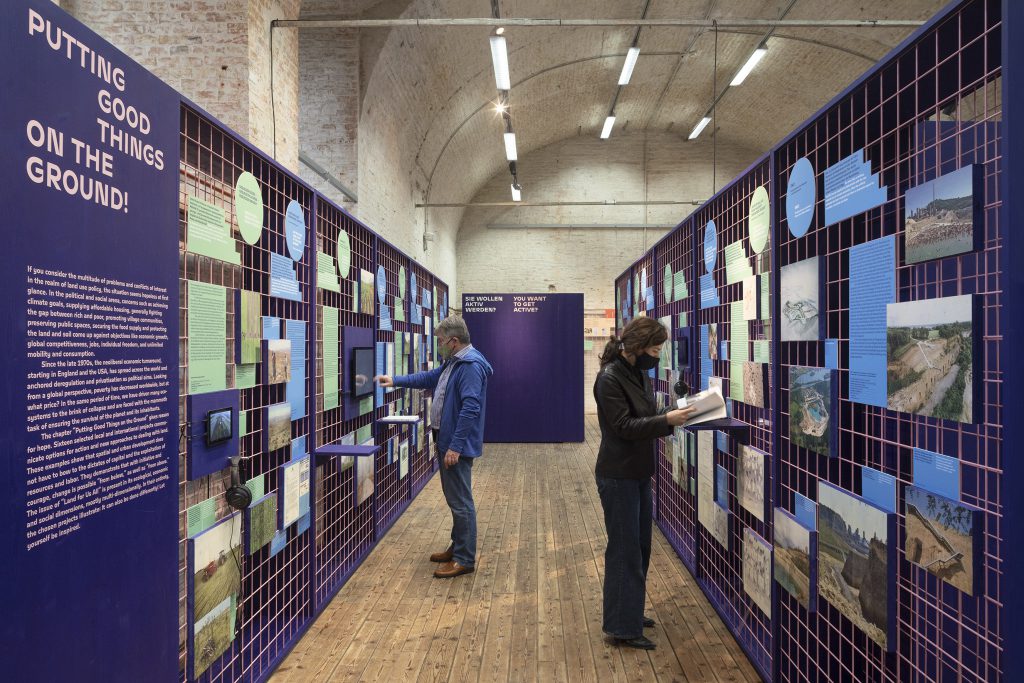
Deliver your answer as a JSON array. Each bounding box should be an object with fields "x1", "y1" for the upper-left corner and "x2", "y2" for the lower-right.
[
  {"x1": 600, "y1": 116, "x2": 616, "y2": 139},
  {"x1": 730, "y1": 47, "x2": 768, "y2": 86}
]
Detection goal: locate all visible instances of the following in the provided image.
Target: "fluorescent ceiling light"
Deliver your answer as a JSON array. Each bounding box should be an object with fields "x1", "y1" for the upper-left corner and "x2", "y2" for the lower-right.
[
  {"x1": 489, "y1": 35, "x2": 511, "y2": 90},
  {"x1": 730, "y1": 47, "x2": 767, "y2": 86},
  {"x1": 504, "y1": 132, "x2": 518, "y2": 161},
  {"x1": 600, "y1": 116, "x2": 616, "y2": 139},
  {"x1": 688, "y1": 116, "x2": 712, "y2": 140},
  {"x1": 618, "y1": 47, "x2": 640, "y2": 85},
  {"x1": 511, "y1": 183, "x2": 522, "y2": 201}
]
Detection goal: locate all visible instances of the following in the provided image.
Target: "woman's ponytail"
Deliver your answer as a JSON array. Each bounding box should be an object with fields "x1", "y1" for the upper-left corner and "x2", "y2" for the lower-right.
[
  {"x1": 599, "y1": 317, "x2": 669, "y2": 371},
  {"x1": 599, "y1": 334, "x2": 621, "y2": 368}
]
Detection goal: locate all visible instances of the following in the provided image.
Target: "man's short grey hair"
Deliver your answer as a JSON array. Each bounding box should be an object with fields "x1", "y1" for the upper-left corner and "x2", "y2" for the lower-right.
[{"x1": 435, "y1": 315, "x2": 471, "y2": 344}]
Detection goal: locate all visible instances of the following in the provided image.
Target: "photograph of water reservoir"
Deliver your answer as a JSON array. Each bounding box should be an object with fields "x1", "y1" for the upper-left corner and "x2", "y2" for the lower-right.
[
  {"x1": 886, "y1": 294, "x2": 973, "y2": 423},
  {"x1": 818, "y1": 482, "x2": 892, "y2": 650},
  {"x1": 788, "y1": 366, "x2": 833, "y2": 456},
  {"x1": 904, "y1": 165, "x2": 977, "y2": 264},
  {"x1": 774, "y1": 508, "x2": 815, "y2": 611}
]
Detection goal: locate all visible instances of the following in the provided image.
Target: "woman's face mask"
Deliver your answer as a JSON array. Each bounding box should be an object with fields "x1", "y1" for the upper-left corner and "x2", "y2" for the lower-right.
[{"x1": 634, "y1": 350, "x2": 659, "y2": 371}]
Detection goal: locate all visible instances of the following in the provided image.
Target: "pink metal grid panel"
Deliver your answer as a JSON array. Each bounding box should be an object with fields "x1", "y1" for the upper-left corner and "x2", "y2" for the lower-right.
[
  {"x1": 179, "y1": 103, "x2": 313, "y2": 682},
  {"x1": 653, "y1": 219, "x2": 699, "y2": 569},
  {"x1": 774, "y1": 1, "x2": 1002, "y2": 680},
  {"x1": 691, "y1": 158, "x2": 775, "y2": 677},
  {"x1": 312, "y1": 199, "x2": 376, "y2": 607},
  {"x1": 374, "y1": 240, "x2": 411, "y2": 532}
]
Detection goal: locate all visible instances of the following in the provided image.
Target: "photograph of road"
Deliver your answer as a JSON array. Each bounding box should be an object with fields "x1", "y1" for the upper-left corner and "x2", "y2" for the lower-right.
[{"x1": 886, "y1": 294, "x2": 973, "y2": 423}]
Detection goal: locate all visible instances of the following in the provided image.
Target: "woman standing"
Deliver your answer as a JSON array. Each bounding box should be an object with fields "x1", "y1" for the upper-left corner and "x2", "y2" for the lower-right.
[{"x1": 594, "y1": 316, "x2": 695, "y2": 650}]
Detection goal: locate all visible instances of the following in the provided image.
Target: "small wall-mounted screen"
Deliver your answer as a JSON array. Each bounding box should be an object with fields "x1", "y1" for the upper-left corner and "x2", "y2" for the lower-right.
[
  {"x1": 353, "y1": 347, "x2": 375, "y2": 397},
  {"x1": 205, "y1": 407, "x2": 233, "y2": 446}
]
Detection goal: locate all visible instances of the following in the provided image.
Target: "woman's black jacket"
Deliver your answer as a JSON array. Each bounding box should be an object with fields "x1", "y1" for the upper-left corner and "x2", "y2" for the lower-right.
[{"x1": 593, "y1": 355, "x2": 673, "y2": 480}]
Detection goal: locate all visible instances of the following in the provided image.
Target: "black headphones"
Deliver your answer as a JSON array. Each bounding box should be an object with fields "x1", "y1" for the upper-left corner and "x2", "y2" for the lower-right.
[
  {"x1": 674, "y1": 378, "x2": 691, "y2": 399},
  {"x1": 225, "y1": 456, "x2": 253, "y2": 510}
]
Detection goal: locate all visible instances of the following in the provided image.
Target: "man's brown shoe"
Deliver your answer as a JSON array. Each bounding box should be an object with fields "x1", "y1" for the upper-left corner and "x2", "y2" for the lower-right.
[
  {"x1": 429, "y1": 547, "x2": 454, "y2": 563},
  {"x1": 433, "y1": 561, "x2": 475, "y2": 578}
]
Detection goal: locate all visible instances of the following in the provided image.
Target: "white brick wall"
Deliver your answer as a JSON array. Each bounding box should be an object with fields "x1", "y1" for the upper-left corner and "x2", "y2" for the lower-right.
[
  {"x1": 65, "y1": 0, "x2": 300, "y2": 172},
  {"x1": 298, "y1": 27, "x2": 360, "y2": 212},
  {"x1": 456, "y1": 131, "x2": 757, "y2": 311}
]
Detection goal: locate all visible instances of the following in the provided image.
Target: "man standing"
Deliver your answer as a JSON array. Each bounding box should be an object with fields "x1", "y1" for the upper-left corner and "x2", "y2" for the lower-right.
[{"x1": 375, "y1": 316, "x2": 493, "y2": 578}]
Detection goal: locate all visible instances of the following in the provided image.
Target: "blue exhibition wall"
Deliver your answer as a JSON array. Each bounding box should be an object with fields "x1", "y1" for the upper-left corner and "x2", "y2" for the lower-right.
[
  {"x1": 616, "y1": 0, "x2": 1016, "y2": 680},
  {"x1": 1, "y1": 2, "x2": 447, "y2": 681},
  {"x1": 0, "y1": 1, "x2": 181, "y2": 679},
  {"x1": 462, "y1": 293, "x2": 584, "y2": 443}
]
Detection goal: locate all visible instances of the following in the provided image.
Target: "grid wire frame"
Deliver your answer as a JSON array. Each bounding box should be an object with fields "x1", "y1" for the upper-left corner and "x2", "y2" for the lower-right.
[
  {"x1": 312, "y1": 199, "x2": 376, "y2": 608},
  {"x1": 374, "y1": 240, "x2": 413, "y2": 534},
  {"x1": 691, "y1": 157, "x2": 775, "y2": 679},
  {"x1": 773, "y1": 1, "x2": 1002, "y2": 681},
  {"x1": 179, "y1": 103, "x2": 314, "y2": 682},
  {"x1": 653, "y1": 219, "x2": 700, "y2": 572}
]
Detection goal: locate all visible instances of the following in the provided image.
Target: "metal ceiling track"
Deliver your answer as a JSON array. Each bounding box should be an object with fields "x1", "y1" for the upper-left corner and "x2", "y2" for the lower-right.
[
  {"x1": 274, "y1": 18, "x2": 925, "y2": 29},
  {"x1": 416, "y1": 199, "x2": 704, "y2": 207}
]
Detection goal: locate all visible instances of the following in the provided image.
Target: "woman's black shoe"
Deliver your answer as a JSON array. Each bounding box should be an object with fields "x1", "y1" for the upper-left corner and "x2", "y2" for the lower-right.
[
  {"x1": 615, "y1": 635, "x2": 657, "y2": 650},
  {"x1": 642, "y1": 616, "x2": 656, "y2": 628}
]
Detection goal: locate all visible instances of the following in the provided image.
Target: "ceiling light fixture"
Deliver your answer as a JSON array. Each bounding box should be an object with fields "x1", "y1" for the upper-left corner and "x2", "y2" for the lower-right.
[
  {"x1": 618, "y1": 46, "x2": 640, "y2": 85},
  {"x1": 489, "y1": 34, "x2": 511, "y2": 90},
  {"x1": 688, "y1": 116, "x2": 712, "y2": 140},
  {"x1": 730, "y1": 46, "x2": 767, "y2": 86},
  {"x1": 600, "y1": 115, "x2": 616, "y2": 139},
  {"x1": 503, "y1": 132, "x2": 518, "y2": 161},
  {"x1": 495, "y1": 26, "x2": 505, "y2": 35},
  {"x1": 511, "y1": 182, "x2": 522, "y2": 201}
]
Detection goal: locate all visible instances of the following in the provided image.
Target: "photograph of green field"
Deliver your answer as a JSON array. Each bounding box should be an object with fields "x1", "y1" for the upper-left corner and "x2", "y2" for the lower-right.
[
  {"x1": 238, "y1": 289, "x2": 261, "y2": 365},
  {"x1": 191, "y1": 513, "x2": 241, "y2": 625},
  {"x1": 193, "y1": 596, "x2": 234, "y2": 676},
  {"x1": 359, "y1": 269, "x2": 376, "y2": 315},
  {"x1": 818, "y1": 483, "x2": 891, "y2": 650},
  {"x1": 774, "y1": 508, "x2": 814, "y2": 611},
  {"x1": 886, "y1": 294, "x2": 973, "y2": 423},
  {"x1": 247, "y1": 493, "x2": 278, "y2": 555},
  {"x1": 904, "y1": 485, "x2": 981, "y2": 596},
  {"x1": 788, "y1": 366, "x2": 832, "y2": 456},
  {"x1": 266, "y1": 402, "x2": 292, "y2": 452}
]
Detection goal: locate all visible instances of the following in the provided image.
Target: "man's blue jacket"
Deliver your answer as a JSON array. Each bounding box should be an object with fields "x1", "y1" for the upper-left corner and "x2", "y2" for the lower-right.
[{"x1": 394, "y1": 346, "x2": 493, "y2": 457}]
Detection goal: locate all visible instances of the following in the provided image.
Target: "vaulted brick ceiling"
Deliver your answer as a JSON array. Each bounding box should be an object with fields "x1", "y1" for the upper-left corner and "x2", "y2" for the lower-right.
[{"x1": 311, "y1": 1, "x2": 946, "y2": 205}]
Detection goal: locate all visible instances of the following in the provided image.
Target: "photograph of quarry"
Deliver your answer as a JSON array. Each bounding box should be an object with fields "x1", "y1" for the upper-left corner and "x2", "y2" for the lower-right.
[
  {"x1": 886, "y1": 294, "x2": 973, "y2": 423},
  {"x1": 818, "y1": 483, "x2": 891, "y2": 649},
  {"x1": 904, "y1": 165, "x2": 977, "y2": 264}
]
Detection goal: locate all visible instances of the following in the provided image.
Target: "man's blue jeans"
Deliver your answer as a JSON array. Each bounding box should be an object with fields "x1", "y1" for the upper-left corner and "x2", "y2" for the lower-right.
[
  {"x1": 439, "y1": 455, "x2": 477, "y2": 567},
  {"x1": 596, "y1": 475, "x2": 653, "y2": 639}
]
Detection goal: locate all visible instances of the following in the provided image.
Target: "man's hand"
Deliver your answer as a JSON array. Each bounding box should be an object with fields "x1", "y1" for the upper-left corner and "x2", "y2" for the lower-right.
[
  {"x1": 374, "y1": 374, "x2": 394, "y2": 387},
  {"x1": 443, "y1": 449, "x2": 461, "y2": 469}
]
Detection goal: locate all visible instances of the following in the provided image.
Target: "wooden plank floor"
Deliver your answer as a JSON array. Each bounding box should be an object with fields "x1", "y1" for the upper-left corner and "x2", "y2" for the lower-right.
[{"x1": 271, "y1": 417, "x2": 761, "y2": 683}]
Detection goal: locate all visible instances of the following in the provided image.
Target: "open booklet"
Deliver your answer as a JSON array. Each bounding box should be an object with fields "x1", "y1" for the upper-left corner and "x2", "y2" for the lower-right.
[{"x1": 676, "y1": 388, "x2": 727, "y2": 426}]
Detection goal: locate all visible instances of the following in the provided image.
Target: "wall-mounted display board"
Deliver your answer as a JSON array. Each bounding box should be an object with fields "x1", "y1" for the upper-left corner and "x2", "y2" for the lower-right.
[
  {"x1": 0, "y1": 2, "x2": 449, "y2": 679},
  {"x1": 463, "y1": 293, "x2": 584, "y2": 442},
  {"x1": 0, "y1": 1, "x2": 180, "y2": 679},
  {"x1": 614, "y1": 1, "x2": 1021, "y2": 680},
  {"x1": 651, "y1": 220, "x2": 699, "y2": 570},
  {"x1": 688, "y1": 160, "x2": 776, "y2": 680}
]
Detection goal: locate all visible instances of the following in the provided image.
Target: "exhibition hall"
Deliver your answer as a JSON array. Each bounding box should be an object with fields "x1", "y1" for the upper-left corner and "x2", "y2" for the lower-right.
[{"x1": 3, "y1": 0, "x2": 1022, "y2": 681}]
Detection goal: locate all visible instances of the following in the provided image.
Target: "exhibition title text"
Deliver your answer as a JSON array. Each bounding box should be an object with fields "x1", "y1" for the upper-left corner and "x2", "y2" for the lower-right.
[{"x1": 22, "y1": 9, "x2": 167, "y2": 214}]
